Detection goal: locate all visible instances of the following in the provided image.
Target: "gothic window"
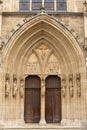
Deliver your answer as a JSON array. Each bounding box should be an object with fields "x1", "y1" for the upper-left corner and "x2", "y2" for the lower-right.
[
  {"x1": 19, "y1": 0, "x2": 67, "y2": 11},
  {"x1": 44, "y1": 0, "x2": 54, "y2": 11},
  {"x1": 56, "y1": 0, "x2": 67, "y2": 11},
  {"x1": 19, "y1": 0, "x2": 30, "y2": 10},
  {"x1": 32, "y1": 0, "x2": 42, "y2": 10}
]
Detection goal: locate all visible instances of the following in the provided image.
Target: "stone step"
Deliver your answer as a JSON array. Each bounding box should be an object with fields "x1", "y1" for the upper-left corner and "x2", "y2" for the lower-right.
[{"x1": 2, "y1": 128, "x2": 86, "y2": 130}]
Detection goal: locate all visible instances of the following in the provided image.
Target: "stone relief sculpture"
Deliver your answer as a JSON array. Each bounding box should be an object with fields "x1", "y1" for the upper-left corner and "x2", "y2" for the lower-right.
[
  {"x1": 5, "y1": 73, "x2": 11, "y2": 97},
  {"x1": 76, "y1": 73, "x2": 81, "y2": 97},
  {"x1": 41, "y1": 78, "x2": 45, "y2": 96},
  {"x1": 12, "y1": 75, "x2": 18, "y2": 98},
  {"x1": 61, "y1": 75, "x2": 66, "y2": 98},
  {"x1": 19, "y1": 78, "x2": 24, "y2": 98},
  {"x1": 69, "y1": 74, "x2": 73, "y2": 97}
]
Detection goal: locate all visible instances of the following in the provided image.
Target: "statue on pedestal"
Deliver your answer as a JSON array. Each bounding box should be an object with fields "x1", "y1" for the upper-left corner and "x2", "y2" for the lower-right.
[
  {"x1": 61, "y1": 76, "x2": 66, "y2": 98},
  {"x1": 20, "y1": 79, "x2": 24, "y2": 98},
  {"x1": 12, "y1": 75, "x2": 18, "y2": 98},
  {"x1": 69, "y1": 74, "x2": 73, "y2": 98},
  {"x1": 5, "y1": 74, "x2": 10, "y2": 97}
]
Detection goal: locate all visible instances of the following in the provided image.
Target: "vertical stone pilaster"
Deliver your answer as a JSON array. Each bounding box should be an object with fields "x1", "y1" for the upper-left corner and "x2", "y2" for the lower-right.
[
  {"x1": 39, "y1": 78, "x2": 46, "y2": 125},
  {"x1": 83, "y1": 1, "x2": 87, "y2": 121},
  {"x1": 61, "y1": 75, "x2": 67, "y2": 124}
]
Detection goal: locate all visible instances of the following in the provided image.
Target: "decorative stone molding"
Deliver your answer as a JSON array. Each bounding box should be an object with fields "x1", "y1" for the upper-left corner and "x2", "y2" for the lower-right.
[
  {"x1": 19, "y1": 78, "x2": 24, "y2": 98},
  {"x1": 83, "y1": 43, "x2": 87, "y2": 57},
  {"x1": 61, "y1": 75, "x2": 66, "y2": 98},
  {"x1": 12, "y1": 74, "x2": 18, "y2": 98},
  {"x1": 5, "y1": 73, "x2": 11, "y2": 97},
  {"x1": 83, "y1": 0, "x2": 87, "y2": 14},
  {"x1": 3, "y1": 13, "x2": 82, "y2": 49},
  {"x1": 76, "y1": 73, "x2": 81, "y2": 98},
  {"x1": 40, "y1": 6, "x2": 46, "y2": 14},
  {"x1": 69, "y1": 74, "x2": 73, "y2": 98}
]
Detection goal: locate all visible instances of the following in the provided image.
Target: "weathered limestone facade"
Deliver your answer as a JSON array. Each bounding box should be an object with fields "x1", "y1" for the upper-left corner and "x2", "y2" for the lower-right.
[{"x1": 0, "y1": 0, "x2": 87, "y2": 130}]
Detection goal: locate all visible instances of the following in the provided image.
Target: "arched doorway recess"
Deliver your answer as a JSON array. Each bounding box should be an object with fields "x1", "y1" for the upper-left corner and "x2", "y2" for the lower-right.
[{"x1": 2, "y1": 14, "x2": 86, "y2": 125}]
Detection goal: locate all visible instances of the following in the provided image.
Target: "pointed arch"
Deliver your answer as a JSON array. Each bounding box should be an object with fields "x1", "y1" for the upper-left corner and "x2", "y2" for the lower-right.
[{"x1": 2, "y1": 14, "x2": 85, "y2": 77}]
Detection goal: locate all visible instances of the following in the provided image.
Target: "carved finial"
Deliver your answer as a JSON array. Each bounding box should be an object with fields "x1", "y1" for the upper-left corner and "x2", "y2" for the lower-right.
[
  {"x1": 11, "y1": 29, "x2": 15, "y2": 33},
  {"x1": 40, "y1": 6, "x2": 46, "y2": 14},
  {"x1": 16, "y1": 23, "x2": 21, "y2": 27}
]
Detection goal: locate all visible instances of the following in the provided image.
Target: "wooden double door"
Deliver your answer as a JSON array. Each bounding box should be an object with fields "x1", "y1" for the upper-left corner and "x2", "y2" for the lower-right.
[{"x1": 24, "y1": 75, "x2": 61, "y2": 123}]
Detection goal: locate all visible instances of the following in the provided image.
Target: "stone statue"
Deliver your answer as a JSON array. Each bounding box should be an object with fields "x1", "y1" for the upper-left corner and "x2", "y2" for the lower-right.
[
  {"x1": 61, "y1": 76, "x2": 66, "y2": 98},
  {"x1": 5, "y1": 77, "x2": 10, "y2": 97},
  {"x1": 69, "y1": 74, "x2": 73, "y2": 97},
  {"x1": 76, "y1": 73, "x2": 81, "y2": 97},
  {"x1": 20, "y1": 79, "x2": 24, "y2": 98},
  {"x1": 13, "y1": 78, "x2": 18, "y2": 97},
  {"x1": 41, "y1": 78, "x2": 45, "y2": 96}
]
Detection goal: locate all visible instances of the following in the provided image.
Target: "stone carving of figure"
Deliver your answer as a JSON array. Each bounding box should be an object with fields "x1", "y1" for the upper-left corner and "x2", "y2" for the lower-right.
[
  {"x1": 69, "y1": 74, "x2": 73, "y2": 97},
  {"x1": 13, "y1": 78, "x2": 18, "y2": 97},
  {"x1": 76, "y1": 73, "x2": 81, "y2": 97},
  {"x1": 5, "y1": 78, "x2": 10, "y2": 97},
  {"x1": 41, "y1": 78, "x2": 45, "y2": 96},
  {"x1": 20, "y1": 79, "x2": 24, "y2": 98},
  {"x1": 83, "y1": 0, "x2": 87, "y2": 12},
  {"x1": 61, "y1": 76, "x2": 66, "y2": 98}
]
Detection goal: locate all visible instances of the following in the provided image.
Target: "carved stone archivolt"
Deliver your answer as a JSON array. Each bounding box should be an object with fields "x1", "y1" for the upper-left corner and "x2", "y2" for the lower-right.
[
  {"x1": 69, "y1": 74, "x2": 73, "y2": 98},
  {"x1": 19, "y1": 78, "x2": 24, "y2": 98},
  {"x1": 5, "y1": 73, "x2": 11, "y2": 97},
  {"x1": 76, "y1": 73, "x2": 81, "y2": 98},
  {"x1": 61, "y1": 75, "x2": 66, "y2": 98},
  {"x1": 12, "y1": 74, "x2": 18, "y2": 98}
]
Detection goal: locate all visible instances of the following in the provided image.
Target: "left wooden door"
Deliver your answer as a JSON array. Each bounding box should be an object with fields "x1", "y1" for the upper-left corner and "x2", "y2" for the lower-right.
[{"x1": 24, "y1": 75, "x2": 41, "y2": 123}]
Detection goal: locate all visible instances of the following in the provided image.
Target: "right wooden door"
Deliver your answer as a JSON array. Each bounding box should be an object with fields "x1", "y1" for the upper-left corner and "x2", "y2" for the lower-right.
[{"x1": 45, "y1": 75, "x2": 61, "y2": 123}]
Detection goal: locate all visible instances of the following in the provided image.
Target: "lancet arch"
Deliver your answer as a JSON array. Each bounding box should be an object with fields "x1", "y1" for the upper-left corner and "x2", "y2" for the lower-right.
[{"x1": 2, "y1": 14, "x2": 86, "y2": 124}]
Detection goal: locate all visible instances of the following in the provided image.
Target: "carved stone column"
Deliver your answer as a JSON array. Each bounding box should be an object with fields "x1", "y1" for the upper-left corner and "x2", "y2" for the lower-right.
[
  {"x1": 39, "y1": 78, "x2": 46, "y2": 125},
  {"x1": 19, "y1": 78, "x2": 25, "y2": 124}
]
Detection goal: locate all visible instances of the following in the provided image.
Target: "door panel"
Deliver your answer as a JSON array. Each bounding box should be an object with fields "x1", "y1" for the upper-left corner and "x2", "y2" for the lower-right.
[
  {"x1": 45, "y1": 89, "x2": 53, "y2": 123},
  {"x1": 53, "y1": 89, "x2": 61, "y2": 123},
  {"x1": 33, "y1": 89, "x2": 40, "y2": 123},
  {"x1": 24, "y1": 76, "x2": 41, "y2": 123},
  {"x1": 45, "y1": 76, "x2": 61, "y2": 123},
  {"x1": 24, "y1": 89, "x2": 33, "y2": 123}
]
